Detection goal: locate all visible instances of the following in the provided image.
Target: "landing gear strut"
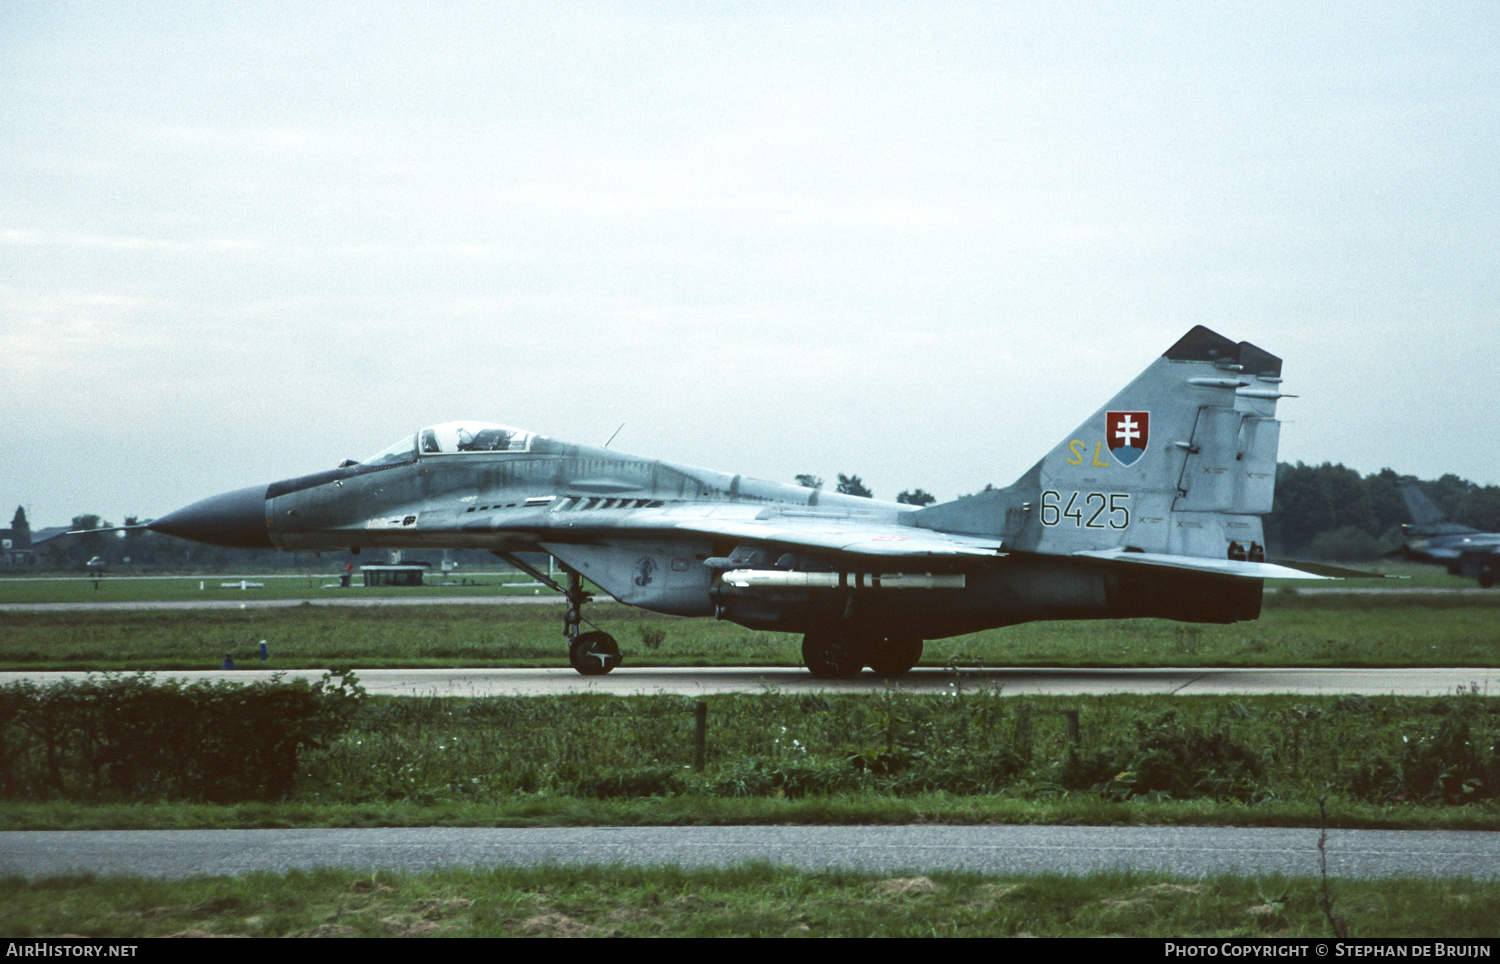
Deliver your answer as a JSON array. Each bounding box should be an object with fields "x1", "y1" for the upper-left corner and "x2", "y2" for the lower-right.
[{"x1": 494, "y1": 552, "x2": 621, "y2": 676}]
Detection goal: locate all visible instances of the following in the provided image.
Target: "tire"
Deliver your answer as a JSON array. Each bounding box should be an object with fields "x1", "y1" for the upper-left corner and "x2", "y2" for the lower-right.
[
  {"x1": 569, "y1": 631, "x2": 621, "y2": 675},
  {"x1": 801, "y1": 629, "x2": 863, "y2": 679},
  {"x1": 867, "y1": 636, "x2": 923, "y2": 677}
]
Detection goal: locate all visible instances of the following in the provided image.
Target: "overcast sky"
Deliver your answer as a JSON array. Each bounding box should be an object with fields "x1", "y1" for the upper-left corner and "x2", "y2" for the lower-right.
[{"x1": 4, "y1": 1, "x2": 1497, "y2": 527}]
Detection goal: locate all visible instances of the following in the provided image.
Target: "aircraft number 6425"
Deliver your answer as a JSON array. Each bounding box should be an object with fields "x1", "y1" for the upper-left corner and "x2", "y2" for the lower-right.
[{"x1": 1040, "y1": 491, "x2": 1130, "y2": 529}]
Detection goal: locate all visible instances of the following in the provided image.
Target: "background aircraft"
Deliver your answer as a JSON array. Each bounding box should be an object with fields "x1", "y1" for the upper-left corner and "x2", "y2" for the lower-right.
[
  {"x1": 1395, "y1": 481, "x2": 1500, "y2": 587},
  {"x1": 149, "y1": 326, "x2": 1346, "y2": 676}
]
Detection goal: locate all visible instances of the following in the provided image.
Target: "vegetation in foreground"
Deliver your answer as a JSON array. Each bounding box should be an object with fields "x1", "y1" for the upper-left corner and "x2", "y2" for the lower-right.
[
  {"x1": 5, "y1": 676, "x2": 1499, "y2": 831},
  {"x1": 4, "y1": 865, "x2": 1498, "y2": 938}
]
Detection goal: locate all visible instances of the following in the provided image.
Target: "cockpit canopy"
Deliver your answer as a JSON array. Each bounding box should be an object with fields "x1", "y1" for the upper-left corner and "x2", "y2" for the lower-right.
[{"x1": 361, "y1": 422, "x2": 537, "y2": 466}]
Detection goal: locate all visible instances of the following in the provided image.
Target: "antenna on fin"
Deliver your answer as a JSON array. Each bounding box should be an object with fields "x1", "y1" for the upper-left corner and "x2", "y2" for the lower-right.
[{"x1": 604, "y1": 423, "x2": 625, "y2": 448}]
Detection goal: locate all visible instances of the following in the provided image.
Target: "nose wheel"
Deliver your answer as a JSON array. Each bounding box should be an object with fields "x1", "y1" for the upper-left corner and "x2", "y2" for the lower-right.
[{"x1": 569, "y1": 630, "x2": 622, "y2": 675}]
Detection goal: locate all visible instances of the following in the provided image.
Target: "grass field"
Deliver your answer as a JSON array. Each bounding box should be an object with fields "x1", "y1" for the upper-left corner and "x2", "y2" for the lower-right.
[
  {"x1": 4, "y1": 560, "x2": 1496, "y2": 671},
  {"x1": 5, "y1": 865, "x2": 1498, "y2": 938},
  {"x1": 3, "y1": 590, "x2": 1498, "y2": 671}
]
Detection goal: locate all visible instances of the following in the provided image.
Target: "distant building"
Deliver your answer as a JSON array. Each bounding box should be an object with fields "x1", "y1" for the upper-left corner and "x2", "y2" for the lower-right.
[
  {"x1": 0, "y1": 507, "x2": 76, "y2": 567},
  {"x1": 359, "y1": 562, "x2": 430, "y2": 587},
  {"x1": 1, "y1": 506, "x2": 32, "y2": 566}
]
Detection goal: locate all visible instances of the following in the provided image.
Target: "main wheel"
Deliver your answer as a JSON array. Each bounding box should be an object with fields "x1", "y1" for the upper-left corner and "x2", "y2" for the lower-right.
[
  {"x1": 867, "y1": 636, "x2": 923, "y2": 677},
  {"x1": 569, "y1": 631, "x2": 621, "y2": 675},
  {"x1": 802, "y1": 629, "x2": 863, "y2": 679}
]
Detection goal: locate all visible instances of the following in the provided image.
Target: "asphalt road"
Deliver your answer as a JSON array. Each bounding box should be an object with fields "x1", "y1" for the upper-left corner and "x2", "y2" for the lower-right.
[
  {"x1": 4, "y1": 825, "x2": 1498, "y2": 881},
  {"x1": 3, "y1": 666, "x2": 1495, "y2": 697}
]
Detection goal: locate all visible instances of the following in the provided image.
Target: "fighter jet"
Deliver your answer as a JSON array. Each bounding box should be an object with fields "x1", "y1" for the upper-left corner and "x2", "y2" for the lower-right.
[
  {"x1": 1394, "y1": 481, "x2": 1500, "y2": 587},
  {"x1": 148, "y1": 326, "x2": 1346, "y2": 677}
]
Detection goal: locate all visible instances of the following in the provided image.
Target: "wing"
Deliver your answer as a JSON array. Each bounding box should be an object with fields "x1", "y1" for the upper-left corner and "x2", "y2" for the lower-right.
[
  {"x1": 654, "y1": 507, "x2": 1006, "y2": 558},
  {"x1": 474, "y1": 500, "x2": 1005, "y2": 561}
]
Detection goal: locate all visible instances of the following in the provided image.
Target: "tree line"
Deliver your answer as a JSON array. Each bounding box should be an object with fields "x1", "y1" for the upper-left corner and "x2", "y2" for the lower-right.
[{"x1": 1267, "y1": 464, "x2": 1500, "y2": 560}]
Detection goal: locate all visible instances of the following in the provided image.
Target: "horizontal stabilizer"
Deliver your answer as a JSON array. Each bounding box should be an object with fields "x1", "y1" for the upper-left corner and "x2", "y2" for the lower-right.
[
  {"x1": 1073, "y1": 548, "x2": 1384, "y2": 581},
  {"x1": 1263, "y1": 560, "x2": 1392, "y2": 579}
]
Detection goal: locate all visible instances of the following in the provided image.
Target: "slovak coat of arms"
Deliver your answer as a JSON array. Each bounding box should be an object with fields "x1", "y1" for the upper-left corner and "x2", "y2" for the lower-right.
[{"x1": 1106, "y1": 411, "x2": 1150, "y2": 466}]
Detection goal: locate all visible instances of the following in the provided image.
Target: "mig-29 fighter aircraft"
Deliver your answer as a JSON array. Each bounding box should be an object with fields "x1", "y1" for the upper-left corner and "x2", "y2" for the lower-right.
[{"x1": 148, "y1": 326, "x2": 1344, "y2": 677}]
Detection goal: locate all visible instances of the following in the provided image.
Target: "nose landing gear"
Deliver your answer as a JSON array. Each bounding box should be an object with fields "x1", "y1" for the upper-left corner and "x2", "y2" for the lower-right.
[
  {"x1": 561, "y1": 569, "x2": 621, "y2": 675},
  {"x1": 493, "y1": 552, "x2": 621, "y2": 676}
]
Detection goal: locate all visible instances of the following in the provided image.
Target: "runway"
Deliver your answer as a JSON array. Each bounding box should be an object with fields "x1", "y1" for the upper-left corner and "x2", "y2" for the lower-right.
[
  {"x1": 4, "y1": 825, "x2": 1498, "y2": 881},
  {"x1": 2, "y1": 665, "x2": 1495, "y2": 698}
]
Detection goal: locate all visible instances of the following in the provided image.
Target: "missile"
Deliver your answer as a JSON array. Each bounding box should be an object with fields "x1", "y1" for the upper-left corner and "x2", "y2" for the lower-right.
[{"x1": 720, "y1": 570, "x2": 965, "y2": 591}]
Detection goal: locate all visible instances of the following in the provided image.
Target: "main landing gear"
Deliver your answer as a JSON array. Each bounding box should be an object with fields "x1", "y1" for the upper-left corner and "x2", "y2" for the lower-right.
[
  {"x1": 494, "y1": 552, "x2": 621, "y2": 676},
  {"x1": 801, "y1": 626, "x2": 924, "y2": 679}
]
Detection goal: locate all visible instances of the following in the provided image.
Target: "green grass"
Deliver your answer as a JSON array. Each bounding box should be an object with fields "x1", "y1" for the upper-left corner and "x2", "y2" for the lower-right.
[
  {"x1": 3, "y1": 592, "x2": 1499, "y2": 671},
  {"x1": 3, "y1": 865, "x2": 1497, "y2": 937},
  {"x1": 4, "y1": 557, "x2": 1496, "y2": 672},
  {"x1": 6, "y1": 793, "x2": 1500, "y2": 833}
]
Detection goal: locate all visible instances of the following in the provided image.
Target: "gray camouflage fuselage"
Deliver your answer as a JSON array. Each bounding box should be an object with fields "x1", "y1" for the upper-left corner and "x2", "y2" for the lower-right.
[{"x1": 149, "y1": 327, "x2": 1334, "y2": 671}]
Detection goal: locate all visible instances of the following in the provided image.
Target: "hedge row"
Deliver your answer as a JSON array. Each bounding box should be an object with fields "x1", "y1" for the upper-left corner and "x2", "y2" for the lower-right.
[{"x1": 0, "y1": 672, "x2": 364, "y2": 802}]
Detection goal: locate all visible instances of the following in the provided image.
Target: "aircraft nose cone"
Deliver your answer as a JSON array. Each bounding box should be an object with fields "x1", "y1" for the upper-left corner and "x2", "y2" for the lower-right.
[{"x1": 149, "y1": 485, "x2": 272, "y2": 549}]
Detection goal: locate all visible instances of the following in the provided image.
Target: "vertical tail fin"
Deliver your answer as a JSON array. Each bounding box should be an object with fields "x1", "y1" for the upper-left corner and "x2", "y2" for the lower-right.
[
  {"x1": 1400, "y1": 481, "x2": 1454, "y2": 526},
  {"x1": 1398, "y1": 480, "x2": 1478, "y2": 535},
  {"x1": 919, "y1": 327, "x2": 1288, "y2": 566}
]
